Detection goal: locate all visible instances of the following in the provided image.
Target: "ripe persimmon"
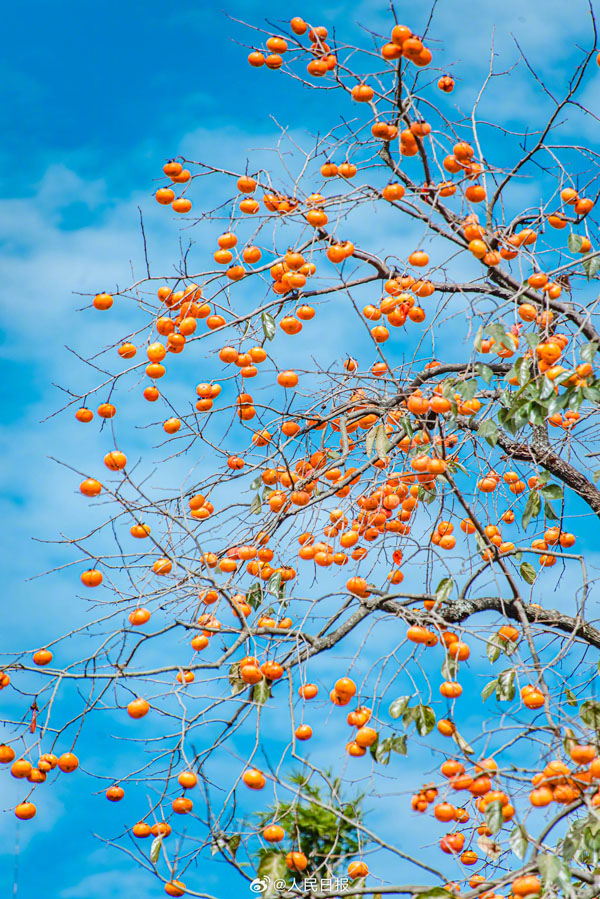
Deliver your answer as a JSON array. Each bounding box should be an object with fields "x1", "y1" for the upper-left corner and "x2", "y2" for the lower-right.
[{"x1": 127, "y1": 698, "x2": 150, "y2": 719}]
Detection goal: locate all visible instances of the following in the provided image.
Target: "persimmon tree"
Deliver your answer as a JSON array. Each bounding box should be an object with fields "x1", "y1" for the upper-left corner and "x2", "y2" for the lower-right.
[{"x1": 6, "y1": 6, "x2": 600, "y2": 899}]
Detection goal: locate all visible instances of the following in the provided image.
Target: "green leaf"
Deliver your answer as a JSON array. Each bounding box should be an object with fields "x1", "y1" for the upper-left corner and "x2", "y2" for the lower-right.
[
  {"x1": 583, "y1": 256, "x2": 600, "y2": 280},
  {"x1": 513, "y1": 401, "x2": 531, "y2": 431},
  {"x1": 375, "y1": 425, "x2": 391, "y2": 460},
  {"x1": 516, "y1": 355, "x2": 531, "y2": 386},
  {"x1": 373, "y1": 736, "x2": 392, "y2": 765},
  {"x1": 520, "y1": 561, "x2": 537, "y2": 585},
  {"x1": 486, "y1": 635, "x2": 503, "y2": 663},
  {"x1": 547, "y1": 390, "x2": 571, "y2": 416},
  {"x1": 554, "y1": 368, "x2": 575, "y2": 386},
  {"x1": 583, "y1": 386, "x2": 600, "y2": 403},
  {"x1": 250, "y1": 475, "x2": 263, "y2": 490},
  {"x1": 538, "y1": 852, "x2": 571, "y2": 888},
  {"x1": 228, "y1": 663, "x2": 246, "y2": 697},
  {"x1": 477, "y1": 363, "x2": 494, "y2": 385},
  {"x1": 389, "y1": 696, "x2": 411, "y2": 719},
  {"x1": 486, "y1": 322, "x2": 509, "y2": 346},
  {"x1": 509, "y1": 825, "x2": 528, "y2": 859},
  {"x1": 521, "y1": 489, "x2": 541, "y2": 530},
  {"x1": 392, "y1": 734, "x2": 408, "y2": 755},
  {"x1": 413, "y1": 704, "x2": 436, "y2": 736},
  {"x1": 580, "y1": 699, "x2": 600, "y2": 730},
  {"x1": 581, "y1": 342, "x2": 598, "y2": 363},
  {"x1": 529, "y1": 402, "x2": 546, "y2": 425},
  {"x1": 250, "y1": 493, "x2": 262, "y2": 514},
  {"x1": 562, "y1": 727, "x2": 577, "y2": 756},
  {"x1": 365, "y1": 426, "x2": 378, "y2": 459},
  {"x1": 584, "y1": 825, "x2": 600, "y2": 853},
  {"x1": 540, "y1": 483, "x2": 562, "y2": 501},
  {"x1": 368, "y1": 734, "x2": 380, "y2": 761},
  {"x1": 568, "y1": 233, "x2": 583, "y2": 252},
  {"x1": 252, "y1": 679, "x2": 270, "y2": 706},
  {"x1": 569, "y1": 388, "x2": 584, "y2": 412},
  {"x1": 402, "y1": 706, "x2": 416, "y2": 728},
  {"x1": 227, "y1": 834, "x2": 241, "y2": 857},
  {"x1": 420, "y1": 485, "x2": 438, "y2": 504},
  {"x1": 435, "y1": 577, "x2": 453, "y2": 605},
  {"x1": 544, "y1": 499, "x2": 559, "y2": 521},
  {"x1": 256, "y1": 851, "x2": 287, "y2": 898},
  {"x1": 261, "y1": 311, "x2": 276, "y2": 340},
  {"x1": 441, "y1": 657, "x2": 459, "y2": 681},
  {"x1": 485, "y1": 799, "x2": 504, "y2": 835},
  {"x1": 474, "y1": 531, "x2": 487, "y2": 553},
  {"x1": 266, "y1": 571, "x2": 282, "y2": 597},
  {"x1": 524, "y1": 332, "x2": 541, "y2": 349},
  {"x1": 247, "y1": 582, "x2": 263, "y2": 610},
  {"x1": 539, "y1": 376, "x2": 556, "y2": 402},
  {"x1": 456, "y1": 378, "x2": 477, "y2": 400},
  {"x1": 478, "y1": 419, "x2": 498, "y2": 447},
  {"x1": 562, "y1": 828, "x2": 581, "y2": 862},
  {"x1": 150, "y1": 835, "x2": 163, "y2": 864},
  {"x1": 496, "y1": 669, "x2": 515, "y2": 701},
  {"x1": 402, "y1": 415, "x2": 415, "y2": 437},
  {"x1": 496, "y1": 404, "x2": 510, "y2": 427},
  {"x1": 441, "y1": 379, "x2": 456, "y2": 399},
  {"x1": 565, "y1": 687, "x2": 578, "y2": 707},
  {"x1": 473, "y1": 325, "x2": 484, "y2": 351}
]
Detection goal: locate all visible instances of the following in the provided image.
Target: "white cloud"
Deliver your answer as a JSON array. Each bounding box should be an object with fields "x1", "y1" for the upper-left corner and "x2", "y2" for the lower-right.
[{"x1": 58, "y1": 866, "x2": 164, "y2": 898}]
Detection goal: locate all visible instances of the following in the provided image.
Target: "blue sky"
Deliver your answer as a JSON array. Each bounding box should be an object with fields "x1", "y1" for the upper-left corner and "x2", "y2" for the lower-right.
[{"x1": 1, "y1": 1, "x2": 600, "y2": 897}]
